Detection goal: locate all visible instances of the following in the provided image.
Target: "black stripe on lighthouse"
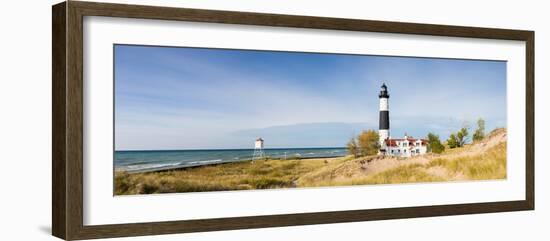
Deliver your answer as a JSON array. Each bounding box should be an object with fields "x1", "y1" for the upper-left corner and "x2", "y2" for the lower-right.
[{"x1": 379, "y1": 110, "x2": 390, "y2": 130}]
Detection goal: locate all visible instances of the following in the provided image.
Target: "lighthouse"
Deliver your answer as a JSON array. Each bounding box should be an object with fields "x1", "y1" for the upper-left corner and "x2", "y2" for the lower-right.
[
  {"x1": 378, "y1": 83, "x2": 390, "y2": 146},
  {"x1": 377, "y1": 83, "x2": 428, "y2": 157}
]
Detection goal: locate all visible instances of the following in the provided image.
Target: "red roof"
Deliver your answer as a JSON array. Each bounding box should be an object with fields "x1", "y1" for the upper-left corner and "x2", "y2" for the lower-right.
[{"x1": 384, "y1": 138, "x2": 427, "y2": 147}]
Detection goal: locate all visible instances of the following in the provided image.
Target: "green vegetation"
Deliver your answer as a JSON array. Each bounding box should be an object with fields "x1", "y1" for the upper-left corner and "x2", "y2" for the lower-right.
[
  {"x1": 473, "y1": 118, "x2": 486, "y2": 142},
  {"x1": 447, "y1": 133, "x2": 458, "y2": 148},
  {"x1": 347, "y1": 129, "x2": 379, "y2": 157},
  {"x1": 427, "y1": 132, "x2": 445, "y2": 154},
  {"x1": 115, "y1": 128, "x2": 506, "y2": 195},
  {"x1": 447, "y1": 127, "x2": 469, "y2": 148}
]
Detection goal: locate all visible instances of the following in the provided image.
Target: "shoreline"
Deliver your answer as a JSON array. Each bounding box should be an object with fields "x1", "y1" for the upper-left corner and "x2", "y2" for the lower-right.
[
  {"x1": 116, "y1": 147, "x2": 347, "y2": 152},
  {"x1": 114, "y1": 128, "x2": 507, "y2": 195},
  {"x1": 119, "y1": 155, "x2": 346, "y2": 174}
]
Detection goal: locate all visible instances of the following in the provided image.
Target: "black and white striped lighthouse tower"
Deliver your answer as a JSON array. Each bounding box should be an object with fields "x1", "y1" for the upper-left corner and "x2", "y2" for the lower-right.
[{"x1": 378, "y1": 83, "x2": 390, "y2": 146}]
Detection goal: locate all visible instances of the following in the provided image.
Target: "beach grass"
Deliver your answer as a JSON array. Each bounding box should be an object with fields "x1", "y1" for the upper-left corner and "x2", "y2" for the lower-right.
[
  {"x1": 115, "y1": 129, "x2": 507, "y2": 195},
  {"x1": 115, "y1": 157, "x2": 339, "y2": 195},
  {"x1": 426, "y1": 142, "x2": 507, "y2": 180},
  {"x1": 298, "y1": 163, "x2": 445, "y2": 187},
  {"x1": 297, "y1": 132, "x2": 506, "y2": 187}
]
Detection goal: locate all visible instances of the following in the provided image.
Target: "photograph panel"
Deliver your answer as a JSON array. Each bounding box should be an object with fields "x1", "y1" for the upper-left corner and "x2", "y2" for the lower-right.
[{"x1": 113, "y1": 44, "x2": 507, "y2": 195}]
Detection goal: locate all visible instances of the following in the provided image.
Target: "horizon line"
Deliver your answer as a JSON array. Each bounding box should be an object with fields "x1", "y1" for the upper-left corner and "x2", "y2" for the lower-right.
[{"x1": 115, "y1": 146, "x2": 347, "y2": 152}]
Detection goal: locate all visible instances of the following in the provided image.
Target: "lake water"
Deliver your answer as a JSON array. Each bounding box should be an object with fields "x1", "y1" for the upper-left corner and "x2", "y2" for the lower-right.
[{"x1": 115, "y1": 147, "x2": 347, "y2": 172}]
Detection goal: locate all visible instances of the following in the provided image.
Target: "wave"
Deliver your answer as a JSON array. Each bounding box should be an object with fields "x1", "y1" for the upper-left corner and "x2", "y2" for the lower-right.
[
  {"x1": 118, "y1": 159, "x2": 229, "y2": 172},
  {"x1": 117, "y1": 162, "x2": 182, "y2": 172},
  {"x1": 115, "y1": 148, "x2": 347, "y2": 171},
  {"x1": 187, "y1": 159, "x2": 223, "y2": 165}
]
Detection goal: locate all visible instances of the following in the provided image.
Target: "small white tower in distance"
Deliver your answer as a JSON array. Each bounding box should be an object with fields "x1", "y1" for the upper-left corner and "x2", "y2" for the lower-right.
[
  {"x1": 252, "y1": 138, "x2": 265, "y2": 161},
  {"x1": 378, "y1": 83, "x2": 390, "y2": 148}
]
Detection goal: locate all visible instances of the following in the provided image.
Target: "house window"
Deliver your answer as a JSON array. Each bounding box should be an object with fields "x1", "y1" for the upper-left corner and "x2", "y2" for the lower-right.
[
  {"x1": 404, "y1": 150, "x2": 407, "y2": 153},
  {"x1": 416, "y1": 149, "x2": 419, "y2": 154}
]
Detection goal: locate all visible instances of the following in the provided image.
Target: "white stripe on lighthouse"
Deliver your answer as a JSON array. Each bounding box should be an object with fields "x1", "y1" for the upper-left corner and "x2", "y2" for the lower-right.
[{"x1": 379, "y1": 98, "x2": 389, "y2": 111}]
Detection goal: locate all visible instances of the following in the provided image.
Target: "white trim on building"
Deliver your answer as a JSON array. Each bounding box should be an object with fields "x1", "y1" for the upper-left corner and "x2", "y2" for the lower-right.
[{"x1": 381, "y1": 134, "x2": 428, "y2": 157}]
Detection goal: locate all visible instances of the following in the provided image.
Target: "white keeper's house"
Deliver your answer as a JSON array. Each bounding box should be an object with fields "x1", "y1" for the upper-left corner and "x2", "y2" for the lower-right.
[{"x1": 377, "y1": 83, "x2": 428, "y2": 157}]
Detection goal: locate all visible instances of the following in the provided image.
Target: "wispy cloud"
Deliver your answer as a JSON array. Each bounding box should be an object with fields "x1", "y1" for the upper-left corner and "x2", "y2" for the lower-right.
[{"x1": 114, "y1": 45, "x2": 506, "y2": 150}]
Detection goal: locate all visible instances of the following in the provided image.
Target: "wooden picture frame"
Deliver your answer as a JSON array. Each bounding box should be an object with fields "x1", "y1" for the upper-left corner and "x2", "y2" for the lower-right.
[{"x1": 52, "y1": 1, "x2": 534, "y2": 240}]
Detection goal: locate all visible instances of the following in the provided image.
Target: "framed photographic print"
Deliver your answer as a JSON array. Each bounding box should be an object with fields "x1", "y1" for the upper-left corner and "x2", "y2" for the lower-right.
[{"x1": 52, "y1": 1, "x2": 534, "y2": 240}]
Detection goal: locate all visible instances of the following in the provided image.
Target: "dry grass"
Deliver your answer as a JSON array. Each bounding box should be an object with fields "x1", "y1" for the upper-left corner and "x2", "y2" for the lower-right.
[
  {"x1": 426, "y1": 142, "x2": 506, "y2": 180},
  {"x1": 300, "y1": 163, "x2": 445, "y2": 187},
  {"x1": 296, "y1": 142, "x2": 505, "y2": 187},
  {"x1": 115, "y1": 128, "x2": 507, "y2": 195},
  {"x1": 297, "y1": 129, "x2": 507, "y2": 187},
  {"x1": 115, "y1": 157, "x2": 336, "y2": 195}
]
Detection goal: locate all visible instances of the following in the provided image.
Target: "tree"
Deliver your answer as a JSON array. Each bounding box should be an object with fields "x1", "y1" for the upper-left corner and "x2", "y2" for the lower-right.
[
  {"x1": 456, "y1": 127, "x2": 469, "y2": 147},
  {"x1": 447, "y1": 126, "x2": 469, "y2": 149},
  {"x1": 346, "y1": 137, "x2": 359, "y2": 157},
  {"x1": 473, "y1": 118, "x2": 486, "y2": 142},
  {"x1": 447, "y1": 133, "x2": 458, "y2": 149},
  {"x1": 357, "y1": 130, "x2": 380, "y2": 156},
  {"x1": 427, "y1": 133, "x2": 445, "y2": 154}
]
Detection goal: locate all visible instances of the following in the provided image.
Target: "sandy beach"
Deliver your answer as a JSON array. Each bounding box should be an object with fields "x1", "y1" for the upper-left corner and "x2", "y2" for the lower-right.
[{"x1": 115, "y1": 129, "x2": 506, "y2": 195}]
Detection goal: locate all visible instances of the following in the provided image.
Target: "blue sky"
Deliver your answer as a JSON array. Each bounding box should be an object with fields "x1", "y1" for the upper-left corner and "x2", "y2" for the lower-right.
[{"x1": 114, "y1": 45, "x2": 506, "y2": 150}]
